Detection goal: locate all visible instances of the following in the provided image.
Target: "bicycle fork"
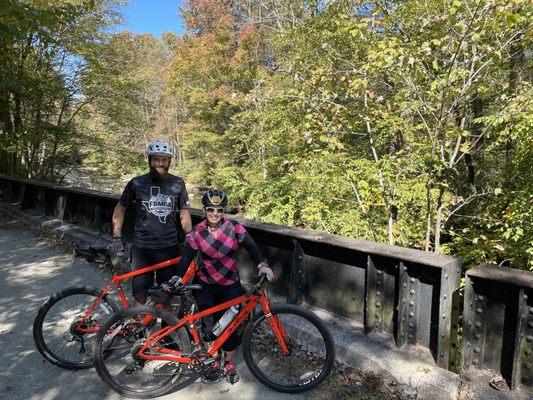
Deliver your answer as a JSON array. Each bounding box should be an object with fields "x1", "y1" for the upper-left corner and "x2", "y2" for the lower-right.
[{"x1": 258, "y1": 295, "x2": 290, "y2": 355}]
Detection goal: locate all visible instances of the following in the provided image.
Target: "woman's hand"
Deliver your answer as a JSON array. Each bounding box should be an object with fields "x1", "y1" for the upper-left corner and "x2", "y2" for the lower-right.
[{"x1": 258, "y1": 261, "x2": 274, "y2": 281}]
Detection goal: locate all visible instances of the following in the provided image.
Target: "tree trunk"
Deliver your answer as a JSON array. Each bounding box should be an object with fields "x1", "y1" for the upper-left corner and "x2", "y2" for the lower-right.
[
  {"x1": 434, "y1": 187, "x2": 445, "y2": 253},
  {"x1": 424, "y1": 183, "x2": 432, "y2": 251}
]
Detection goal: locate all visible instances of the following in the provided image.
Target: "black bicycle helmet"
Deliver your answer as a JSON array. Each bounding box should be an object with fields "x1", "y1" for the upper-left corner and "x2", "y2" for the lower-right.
[{"x1": 201, "y1": 189, "x2": 228, "y2": 207}]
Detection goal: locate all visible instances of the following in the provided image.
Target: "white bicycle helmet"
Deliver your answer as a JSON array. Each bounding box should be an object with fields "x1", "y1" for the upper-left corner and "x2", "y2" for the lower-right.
[{"x1": 146, "y1": 140, "x2": 173, "y2": 158}]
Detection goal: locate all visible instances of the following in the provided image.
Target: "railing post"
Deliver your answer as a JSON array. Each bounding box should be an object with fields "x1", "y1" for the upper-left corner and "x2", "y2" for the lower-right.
[
  {"x1": 365, "y1": 256, "x2": 397, "y2": 336},
  {"x1": 365, "y1": 255, "x2": 378, "y2": 332},
  {"x1": 396, "y1": 262, "x2": 409, "y2": 346},
  {"x1": 437, "y1": 260, "x2": 461, "y2": 368},
  {"x1": 512, "y1": 288, "x2": 533, "y2": 389},
  {"x1": 461, "y1": 264, "x2": 533, "y2": 391},
  {"x1": 287, "y1": 239, "x2": 305, "y2": 305}
]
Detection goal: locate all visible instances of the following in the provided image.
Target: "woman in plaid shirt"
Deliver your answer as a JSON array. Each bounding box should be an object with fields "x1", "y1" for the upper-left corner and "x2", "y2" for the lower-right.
[{"x1": 172, "y1": 189, "x2": 274, "y2": 384}]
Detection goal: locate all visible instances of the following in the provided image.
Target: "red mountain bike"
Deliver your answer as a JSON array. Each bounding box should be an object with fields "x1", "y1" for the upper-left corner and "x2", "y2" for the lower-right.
[
  {"x1": 92, "y1": 275, "x2": 335, "y2": 398},
  {"x1": 33, "y1": 243, "x2": 196, "y2": 369}
]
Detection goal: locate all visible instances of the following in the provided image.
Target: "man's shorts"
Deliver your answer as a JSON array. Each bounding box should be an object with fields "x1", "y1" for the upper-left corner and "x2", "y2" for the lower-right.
[{"x1": 131, "y1": 245, "x2": 178, "y2": 302}]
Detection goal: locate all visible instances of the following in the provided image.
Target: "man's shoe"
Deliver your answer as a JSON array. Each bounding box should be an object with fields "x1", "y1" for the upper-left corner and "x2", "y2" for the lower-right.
[
  {"x1": 202, "y1": 360, "x2": 222, "y2": 383},
  {"x1": 224, "y1": 361, "x2": 239, "y2": 384}
]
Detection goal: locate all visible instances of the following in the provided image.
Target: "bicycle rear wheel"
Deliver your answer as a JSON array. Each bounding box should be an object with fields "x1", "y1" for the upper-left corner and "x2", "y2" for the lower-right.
[
  {"x1": 243, "y1": 304, "x2": 335, "y2": 393},
  {"x1": 33, "y1": 286, "x2": 119, "y2": 369},
  {"x1": 93, "y1": 305, "x2": 191, "y2": 399}
]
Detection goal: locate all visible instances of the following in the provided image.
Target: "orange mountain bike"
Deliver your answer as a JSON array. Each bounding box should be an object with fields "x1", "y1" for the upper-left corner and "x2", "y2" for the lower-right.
[
  {"x1": 92, "y1": 275, "x2": 335, "y2": 398},
  {"x1": 33, "y1": 243, "x2": 196, "y2": 369}
]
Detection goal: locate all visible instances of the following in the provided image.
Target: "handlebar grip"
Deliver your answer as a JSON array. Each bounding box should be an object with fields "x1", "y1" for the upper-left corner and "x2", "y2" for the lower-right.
[{"x1": 245, "y1": 274, "x2": 269, "y2": 296}]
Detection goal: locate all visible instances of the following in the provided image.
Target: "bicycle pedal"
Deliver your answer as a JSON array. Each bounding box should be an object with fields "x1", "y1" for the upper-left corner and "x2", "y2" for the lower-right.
[{"x1": 200, "y1": 357, "x2": 217, "y2": 367}]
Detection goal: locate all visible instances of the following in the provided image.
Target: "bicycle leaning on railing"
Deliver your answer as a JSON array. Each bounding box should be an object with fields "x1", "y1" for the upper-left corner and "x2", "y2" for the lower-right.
[
  {"x1": 32, "y1": 243, "x2": 196, "y2": 369},
  {"x1": 92, "y1": 275, "x2": 335, "y2": 398}
]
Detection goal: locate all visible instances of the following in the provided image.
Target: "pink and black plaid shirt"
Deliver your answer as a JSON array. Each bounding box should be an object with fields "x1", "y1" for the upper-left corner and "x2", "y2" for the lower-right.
[{"x1": 187, "y1": 218, "x2": 249, "y2": 286}]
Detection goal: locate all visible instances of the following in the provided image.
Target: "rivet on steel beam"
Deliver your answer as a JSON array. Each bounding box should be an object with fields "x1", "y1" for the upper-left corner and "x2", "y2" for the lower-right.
[
  {"x1": 377, "y1": 281, "x2": 382, "y2": 286},
  {"x1": 526, "y1": 335, "x2": 533, "y2": 342},
  {"x1": 475, "y1": 322, "x2": 482, "y2": 328},
  {"x1": 410, "y1": 278, "x2": 415, "y2": 283},
  {"x1": 474, "y1": 347, "x2": 481, "y2": 353},
  {"x1": 525, "y1": 295, "x2": 528, "y2": 300},
  {"x1": 443, "y1": 294, "x2": 447, "y2": 299},
  {"x1": 472, "y1": 359, "x2": 478, "y2": 366},
  {"x1": 442, "y1": 314, "x2": 446, "y2": 319},
  {"x1": 410, "y1": 289, "x2": 415, "y2": 295},
  {"x1": 404, "y1": 266, "x2": 408, "y2": 271},
  {"x1": 376, "y1": 302, "x2": 381, "y2": 308},
  {"x1": 529, "y1": 307, "x2": 533, "y2": 314},
  {"x1": 377, "y1": 270, "x2": 383, "y2": 275},
  {"x1": 409, "y1": 301, "x2": 414, "y2": 307},
  {"x1": 409, "y1": 312, "x2": 414, "y2": 318},
  {"x1": 474, "y1": 333, "x2": 481, "y2": 340},
  {"x1": 444, "y1": 273, "x2": 448, "y2": 279},
  {"x1": 441, "y1": 333, "x2": 446, "y2": 338},
  {"x1": 476, "y1": 308, "x2": 483, "y2": 314},
  {"x1": 440, "y1": 352, "x2": 444, "y2": 357}
]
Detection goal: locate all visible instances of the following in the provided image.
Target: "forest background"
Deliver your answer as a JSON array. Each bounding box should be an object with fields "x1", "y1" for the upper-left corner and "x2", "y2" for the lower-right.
[{"x1": 0, "y1": 0, "x2": 531, "y2": 270}]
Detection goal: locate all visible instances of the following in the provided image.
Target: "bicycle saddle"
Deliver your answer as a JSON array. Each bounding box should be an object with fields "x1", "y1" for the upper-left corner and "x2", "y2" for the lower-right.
[{"x1": 74, "y1": 243, "x2": 110, "y2": 263}]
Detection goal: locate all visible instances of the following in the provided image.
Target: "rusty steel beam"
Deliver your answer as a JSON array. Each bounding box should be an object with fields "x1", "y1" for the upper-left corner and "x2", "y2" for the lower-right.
[
  {"x1": 462, "y1": 264, "x2": 533, "y2": 391},
  {"x1": 0, "y1": 174, "x2": 465, "y2": 371}
]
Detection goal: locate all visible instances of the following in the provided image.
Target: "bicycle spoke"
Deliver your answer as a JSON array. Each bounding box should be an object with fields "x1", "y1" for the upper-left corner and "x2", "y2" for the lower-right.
[
  {"x1": 244, "y1": 305, "x2": 334, "y2": 393},
  {"x1": 34, "y1": 288, "x2": 118, "y2": 368},
  {"x1": 94, "y1": 308, "x2": 186, "y2": 396}
]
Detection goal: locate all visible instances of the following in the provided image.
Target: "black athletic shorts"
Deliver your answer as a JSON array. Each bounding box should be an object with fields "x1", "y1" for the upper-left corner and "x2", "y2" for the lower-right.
[
  {"x1": 193, "y1": 278, "x2": 245, "y2": 352},
  {"x1": 131, "y1": 245, "x2": 178, "y2": 302}
]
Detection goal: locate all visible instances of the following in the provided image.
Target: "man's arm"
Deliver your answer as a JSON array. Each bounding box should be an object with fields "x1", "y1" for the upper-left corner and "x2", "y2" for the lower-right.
[
  {"x1": 112, "y1": 203, "x2": 126, "y2": 237},
  {"x1": 179, "y1": 208, "x2": 192, "y2": 234}
]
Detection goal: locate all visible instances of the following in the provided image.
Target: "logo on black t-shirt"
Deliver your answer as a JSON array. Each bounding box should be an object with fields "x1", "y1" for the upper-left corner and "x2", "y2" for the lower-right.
[{"x1": 142, "y1": 186, "x2": 175, "y2": 223}]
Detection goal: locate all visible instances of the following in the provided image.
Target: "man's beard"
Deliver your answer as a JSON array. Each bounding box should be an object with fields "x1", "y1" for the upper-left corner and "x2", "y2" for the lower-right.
[{"x1": 149, "y1": 166, "x2": 169, "y2": 182}]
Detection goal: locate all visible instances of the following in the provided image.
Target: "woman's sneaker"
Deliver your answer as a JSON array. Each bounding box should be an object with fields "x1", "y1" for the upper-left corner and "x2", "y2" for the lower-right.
[{"x1": 224, "y1": 361, "x2": 239, "y2": 384}]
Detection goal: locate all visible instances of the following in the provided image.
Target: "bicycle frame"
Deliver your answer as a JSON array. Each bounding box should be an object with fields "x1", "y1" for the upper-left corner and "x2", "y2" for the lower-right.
[
  {"x1": 75, "y1": 257, "x2": 197, "y2": 334},
  {"x1": 137, "y1": 286, "x2": 289, "y2": 364}
]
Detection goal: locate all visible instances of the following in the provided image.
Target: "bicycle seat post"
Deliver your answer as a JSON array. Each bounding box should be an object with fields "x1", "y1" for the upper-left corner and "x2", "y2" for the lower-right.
[{"x1": 104, "y1": 250, "x2": 118, "y2": 275}]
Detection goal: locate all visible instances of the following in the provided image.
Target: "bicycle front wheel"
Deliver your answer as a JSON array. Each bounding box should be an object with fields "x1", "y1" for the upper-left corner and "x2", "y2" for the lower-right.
[
  {"x1": 243, "y1": 304, "x2": 335, "y2": 393},
  {"x1": 33, "y1": 286, "x2": 119, "y2": 369},
  {"x1": 93, "y1": 305, "x2": 191, "y2": 399}
]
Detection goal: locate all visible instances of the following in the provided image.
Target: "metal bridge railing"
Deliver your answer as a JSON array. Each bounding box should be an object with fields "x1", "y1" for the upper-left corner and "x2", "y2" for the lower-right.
[
  {"x1": 462, "y1": 263, "x2": 533, "y2": 390},
  {"x1": 2, "y1": 173, "x2": 532, "y2": 391}
]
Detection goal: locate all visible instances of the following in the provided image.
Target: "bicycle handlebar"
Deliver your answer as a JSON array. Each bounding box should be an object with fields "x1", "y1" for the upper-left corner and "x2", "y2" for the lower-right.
[{"x1": 245, "y1": 273, "x2": 269, "y2": 296}]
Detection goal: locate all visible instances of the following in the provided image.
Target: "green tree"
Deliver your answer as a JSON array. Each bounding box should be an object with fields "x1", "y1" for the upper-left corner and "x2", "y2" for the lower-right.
[{"x1": 0, "y1": 0, "x2": 122, "y2": 180}]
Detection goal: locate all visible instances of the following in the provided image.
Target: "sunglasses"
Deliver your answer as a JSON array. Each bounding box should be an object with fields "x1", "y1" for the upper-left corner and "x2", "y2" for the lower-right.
[{"x1": 206, "y1": 207, "x2": 225, "y2": 214}]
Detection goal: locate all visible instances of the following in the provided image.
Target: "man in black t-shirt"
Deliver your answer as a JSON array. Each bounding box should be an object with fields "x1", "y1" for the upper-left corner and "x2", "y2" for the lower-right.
[{"x1": 111, "y1": 140, "x2": 192, "y2": 304}]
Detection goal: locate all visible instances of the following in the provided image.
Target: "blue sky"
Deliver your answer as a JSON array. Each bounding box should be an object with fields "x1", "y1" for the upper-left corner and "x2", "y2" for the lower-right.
[{"x1": 119, "y1": 0, "x2": 186, "y2": 38}]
